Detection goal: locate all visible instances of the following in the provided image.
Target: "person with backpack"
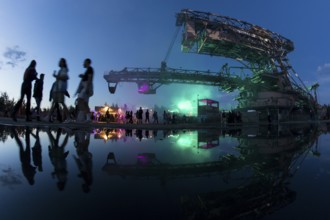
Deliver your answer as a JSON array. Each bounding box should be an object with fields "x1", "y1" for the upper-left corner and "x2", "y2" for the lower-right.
[{"x1": 33, "y1": 73, "x2": 44, "y2": 121}]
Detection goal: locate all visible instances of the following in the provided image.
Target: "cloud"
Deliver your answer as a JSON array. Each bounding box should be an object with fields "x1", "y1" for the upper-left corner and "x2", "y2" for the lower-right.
[
  {"x1": 317, "y1": 63, "x2": 330, "y2": 73},
  {"x1": 3, "y1": 45, "x2": 26, "y2": 68},
  {"x1": 316, "y1": 63, "x2": 330, "y2": 84},
  {"x1": 314, "y1": 63, "x2": 330, "y2": 104}
]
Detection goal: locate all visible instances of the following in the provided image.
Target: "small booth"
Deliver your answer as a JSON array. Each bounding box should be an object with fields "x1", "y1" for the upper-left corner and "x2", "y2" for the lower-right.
[
  {"x1": 197, "y1": 99, "x2": 221, "y2": 123},
  {"x1": 198, "y1": 130, "x2": 219, "y2": 149}
]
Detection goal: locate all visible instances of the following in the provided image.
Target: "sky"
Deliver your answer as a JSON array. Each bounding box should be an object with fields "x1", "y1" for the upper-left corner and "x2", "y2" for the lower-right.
[{"x1": 1, "y1": 0, "x2": 330, "y2": 114}]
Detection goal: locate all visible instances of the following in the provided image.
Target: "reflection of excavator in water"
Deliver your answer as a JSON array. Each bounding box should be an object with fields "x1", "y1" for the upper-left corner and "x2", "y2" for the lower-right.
[
  {"x1": 104, "y1": 9, "x2": 321, "y2": 122},
  {"x1": 102, "y1": 125, "x2": 320, "y2": 219},
  {"x1": 181, "y1": 124, "x2": 320, "y2": 219}
]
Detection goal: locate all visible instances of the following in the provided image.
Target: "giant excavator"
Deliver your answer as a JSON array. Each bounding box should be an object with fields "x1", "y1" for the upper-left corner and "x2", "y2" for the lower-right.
[{"x1": 104, "y1": 9, "x2": 319, "y2": 122}]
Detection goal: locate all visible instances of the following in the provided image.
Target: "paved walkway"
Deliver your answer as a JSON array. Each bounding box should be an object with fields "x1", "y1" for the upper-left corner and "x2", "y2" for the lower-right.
[
  {"x1": 0, "y1": 116, "x2": 328, "y2": 131},
  {"x1": 0, "y1": 116, "x2": 224, "y2": 130}
]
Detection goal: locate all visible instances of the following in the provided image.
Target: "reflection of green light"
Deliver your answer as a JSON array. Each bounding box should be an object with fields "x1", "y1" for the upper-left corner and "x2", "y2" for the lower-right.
[
  {"x1": 176, "y1": 133, "x2": 197, "y2": 148},
  {"x1": 178, "y1": 101, "x2": 192, "y2": 110}
]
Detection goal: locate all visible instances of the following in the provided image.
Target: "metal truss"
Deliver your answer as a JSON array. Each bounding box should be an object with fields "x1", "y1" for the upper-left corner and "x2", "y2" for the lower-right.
[{"x1": 104, "y1": 67, "x2": 244, "y2": 94}]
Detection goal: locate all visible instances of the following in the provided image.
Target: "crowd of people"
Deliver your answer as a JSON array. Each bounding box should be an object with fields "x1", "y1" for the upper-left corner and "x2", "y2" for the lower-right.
[
  {"x1": 92, "y1": 108, "x2": 244, "y2": 125},
  {"x1": 221, "y1": 110, "x2": 242, "y2": 124},
  {"x1": 10, "y1": 58, "x2": 94, "y2": 123},
  {"x1": 100, "y1": 108, "x2": 159, "y2": 124},
  {"x1": 8, "y1": 58, "x2": 244, "y2": 126}
]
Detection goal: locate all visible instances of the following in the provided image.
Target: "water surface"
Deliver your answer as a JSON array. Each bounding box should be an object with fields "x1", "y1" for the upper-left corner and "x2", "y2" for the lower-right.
[{"x1": 0, "y1": 124, "x2": 328, "y2": 220}]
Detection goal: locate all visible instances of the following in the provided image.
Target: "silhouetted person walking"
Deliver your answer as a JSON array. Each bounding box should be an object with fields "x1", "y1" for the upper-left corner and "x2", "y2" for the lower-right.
[
  {"x1": 153, "y1": 110, "x2": 158, "y2": 124},
  {"x1": 12, "y1": 127, "x2": 36, "y2": 185},
  {"x1": 75, "y1": 58, "x2": 94, "y2": 122},
  {"x1": 47, "y1": 128, "x2": 69, "y2": 191},
  {"x1": 105, "y1": 108, "x2": 110, "y2": 123},
  {"x1": 33, "y1": 73, "x2": 44, "y2": 121},
  {"x1": 11, "y1": 60, "x2": 38, "y2": 122},
  {"x1": 145, "y1": 109, "x2": 150, "y2": 123},
  {"x1": 137, "y1": 107, "x2": 143, "y2": 124},
  {"x1": 31, "y1": 128, "x2": 43, "y2": 172},
  {"x1": 48, "y1": 58, "x2": 71, "y2": 122},
  {"x1": 74, "y1": 130, "x2": 93, "y2": 193}
]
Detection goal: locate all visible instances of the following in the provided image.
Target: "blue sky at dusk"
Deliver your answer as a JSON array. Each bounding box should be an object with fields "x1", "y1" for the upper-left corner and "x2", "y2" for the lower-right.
[{"x1": 1, "y1": 0, "x2": 330, "y2": 113}]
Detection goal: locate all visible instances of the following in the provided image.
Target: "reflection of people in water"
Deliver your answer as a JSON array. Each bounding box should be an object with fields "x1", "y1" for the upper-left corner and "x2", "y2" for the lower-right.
[
  {"x1": 12, "y1": 127, "x2": 36, "y2": 185},
  {"x1": 74, "y1": 131, "x2": 93, "y2": 193},
  {"x1": 145, "y1": 130, "x2": 150, "y2": 139},
  {"x1": 135, "y1": 129, "x2": 143, "y2": 141},
  {"x1": 152, "y1": 130, "x2": 158, "y2": 141},
  {"x1": 47, "y1": 128, "x2": 69, "y2": 191},
  {"x1": 31, "y1": 128, "x2": 43, "y2": 172},
  {"x1": 125, "y1": 129, "x2": 132, "y2": 137}
]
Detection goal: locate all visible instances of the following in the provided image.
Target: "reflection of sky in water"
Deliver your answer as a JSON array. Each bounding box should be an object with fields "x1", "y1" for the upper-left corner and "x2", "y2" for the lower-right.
[
  {"x1": 0, "y1": 165, "x2": 23, "y2": 189},
  {"x1": 0, "y1": 127, "x2": 231, "y2": 219},
  {"x1": 0, "y1": 125, "x2": 329, "y2": 219},
  {"x1": 271, "y1": 133, "x2": 330, "y2": 220}
]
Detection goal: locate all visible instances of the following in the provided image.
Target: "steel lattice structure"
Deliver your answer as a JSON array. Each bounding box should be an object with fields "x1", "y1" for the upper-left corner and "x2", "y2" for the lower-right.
[
  {"x1": 104, "y1": 9, "x2": 319, "y2": 120},
  {"x1": 176, "y1": 9, "x2": 294, "y2": 65}
]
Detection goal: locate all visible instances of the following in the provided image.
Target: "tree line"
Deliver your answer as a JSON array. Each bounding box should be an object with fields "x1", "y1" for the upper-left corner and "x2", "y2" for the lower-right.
[{"x1": 0, "y1": 91, "x2": 76, "y2": 118}]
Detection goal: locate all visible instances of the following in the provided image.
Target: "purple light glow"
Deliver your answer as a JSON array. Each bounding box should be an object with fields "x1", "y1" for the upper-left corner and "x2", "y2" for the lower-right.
[{"x1": 138, "y1": 83, "x2": 149, "y2": 93}]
